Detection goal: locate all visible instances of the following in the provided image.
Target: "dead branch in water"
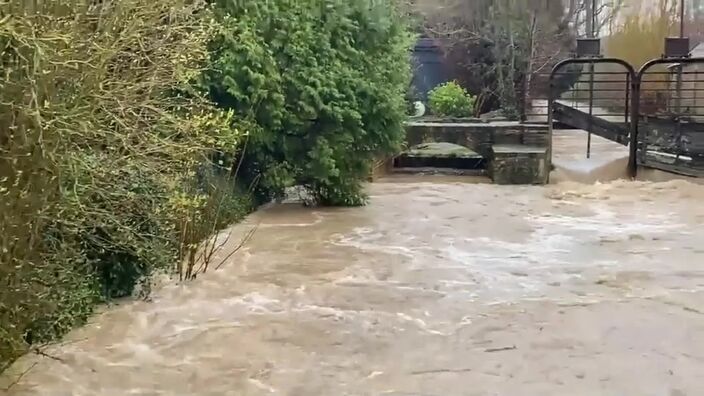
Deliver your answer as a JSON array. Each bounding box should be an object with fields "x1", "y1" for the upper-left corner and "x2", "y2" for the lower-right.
[
  {"x1": 410, "y1": 367, "x2": 474, "y2": 375},
  {"x1": 484, "y1": 345, "x2": 517, "y2": 353},
  {"x1": 32, "y1": 348, "x2": 65, "y2": 363},
  {"x1": 1, "y1": 362, "x2": 38, "y2": 392}
]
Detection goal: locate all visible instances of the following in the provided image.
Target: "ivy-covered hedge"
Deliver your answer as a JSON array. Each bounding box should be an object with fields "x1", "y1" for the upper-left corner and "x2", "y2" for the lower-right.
[
  {"x1": 0, "y1": 0, "x2": 249, "y2": 372},
  {"x1": 206, "y1": 0, "x2": 413, "y2": 205},
  {"x1": 1, "y1": 0, "x2": 412, "y2": 374}
]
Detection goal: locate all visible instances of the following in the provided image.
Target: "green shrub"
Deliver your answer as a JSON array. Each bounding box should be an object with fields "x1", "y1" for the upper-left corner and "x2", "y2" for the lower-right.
[
  {"x1": 0, "y1": 0, "x2": 246, "y2": 372},
  {"x1": 1, "y1": 0, "x2": 412, "y2": 374},
  {"x1": 428, "y1": 81, "x2": 477, "y2": 118},
  {"x1": 170, "y1": 166, "x2": 253, "y2": 281},
  {"x1": 205, "y1": 0, "x2": 413, "y2": 206}
]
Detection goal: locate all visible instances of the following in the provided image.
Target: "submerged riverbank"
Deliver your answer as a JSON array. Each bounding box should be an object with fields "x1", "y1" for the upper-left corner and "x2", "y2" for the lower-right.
[{"x1": 3, "y1": 174, "x2": 704, "y2": 395}]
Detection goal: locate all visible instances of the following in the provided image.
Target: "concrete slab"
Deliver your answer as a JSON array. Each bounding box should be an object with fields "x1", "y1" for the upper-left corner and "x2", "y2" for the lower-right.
[{"x1": 405, "y1": 142, "x2": 482, "y2": 158}]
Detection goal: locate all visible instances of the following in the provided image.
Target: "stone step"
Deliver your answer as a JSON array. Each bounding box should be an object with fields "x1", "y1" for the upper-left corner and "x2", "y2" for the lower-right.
[
  {"x1": 392, "y1": 167, "x2": 487, "y2": 176},
  {"x1": 491, "y1": 144, "x2": 549, "y2": 185}
]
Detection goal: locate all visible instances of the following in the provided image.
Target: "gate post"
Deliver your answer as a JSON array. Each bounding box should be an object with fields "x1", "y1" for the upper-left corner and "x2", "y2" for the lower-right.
[{"x1": 629, "y1": 72, "x2": 641, "y2": 179}]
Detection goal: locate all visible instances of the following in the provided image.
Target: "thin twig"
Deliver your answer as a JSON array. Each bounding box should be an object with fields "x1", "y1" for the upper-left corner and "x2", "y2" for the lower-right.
[
  {"x1": 214, "y1": 224, "x2": 259, "y2": 271},
  {"x1": 194, "y1": 227, "x2": 234, "y2": 276},
  {"x1": 1, "y1": 362, "x2": 38, "y2": 392},
  {"x1": 33, "y1": 348, "x2": 66, "y2": 363}
]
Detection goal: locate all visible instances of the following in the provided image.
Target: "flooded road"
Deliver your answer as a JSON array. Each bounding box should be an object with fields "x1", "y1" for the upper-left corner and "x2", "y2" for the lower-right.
[{"x1": 4, "y1": 135, "x2": 704, "y2": 395}]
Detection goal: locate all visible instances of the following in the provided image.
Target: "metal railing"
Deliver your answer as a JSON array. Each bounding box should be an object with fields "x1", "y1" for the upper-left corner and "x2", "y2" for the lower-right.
[
  {"x1": 541, "y1": 55, "x2": 704, "y2": 178},
  {"x1": 635, "y1": 58, "x2": 704, "y2": 177}
]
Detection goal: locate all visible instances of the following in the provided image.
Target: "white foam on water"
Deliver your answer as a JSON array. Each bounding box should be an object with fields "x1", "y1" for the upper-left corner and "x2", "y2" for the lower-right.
[
  {"x1": 221, "y1": 292, "x2": 285, "y2": 315},
  {"x1": 248, "y1": 378, "x2": 276, "y2": 393},
  {"x1": 332, "y1": 227, "x2": 418, "y2": 259},
  {"x1": 528, "y1": 205, "x2": 685, "y2": 236},
  {"x1": 430, "y1": 201, "x2": 689, "y2": 300},
  {"x1": 256, "y1": 212, "x2": 325, "y2": 228},
  {"x1": 396, "y1": 313, "x2": 451, "y2": 336}
]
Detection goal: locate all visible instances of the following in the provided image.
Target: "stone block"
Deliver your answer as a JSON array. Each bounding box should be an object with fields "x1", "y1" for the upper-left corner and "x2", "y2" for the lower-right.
[{"x1": 491, "y1": 144, "x2": 548, "y2": 185}]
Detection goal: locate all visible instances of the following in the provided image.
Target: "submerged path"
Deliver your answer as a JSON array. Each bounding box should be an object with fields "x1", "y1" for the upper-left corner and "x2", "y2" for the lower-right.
[{"x1": 3, "y1": 155, "x2": 704, "y2": 395}]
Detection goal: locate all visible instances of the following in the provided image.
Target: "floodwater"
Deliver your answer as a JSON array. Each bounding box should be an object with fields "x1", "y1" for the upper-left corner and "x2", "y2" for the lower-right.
[
  {"x1": 551, "y1": 128, "x2": 631, "y2": 183},
  {"x1": 3, "y1": 133, "x2": 704, "y2": 396}
]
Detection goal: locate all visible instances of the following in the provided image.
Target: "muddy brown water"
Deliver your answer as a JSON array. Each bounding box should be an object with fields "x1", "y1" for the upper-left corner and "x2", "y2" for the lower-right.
[{"x1": 3, "y1": 131, "x2": 704, "y2": 395}]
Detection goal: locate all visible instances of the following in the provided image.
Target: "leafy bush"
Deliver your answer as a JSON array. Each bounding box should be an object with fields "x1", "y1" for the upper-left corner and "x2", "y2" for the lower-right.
[
  {"x1": 428, "y1": 81, "x2": 477, "y2": 118},
  {"x1": 205, "y1": 0, "x2": 413, "y2": 206},
  {"x1": 0, "y1": 0, "x2": 247, "y2": 372},
  {"x1": 1, "y1": 0, "x2": 413, "y2": 374}
]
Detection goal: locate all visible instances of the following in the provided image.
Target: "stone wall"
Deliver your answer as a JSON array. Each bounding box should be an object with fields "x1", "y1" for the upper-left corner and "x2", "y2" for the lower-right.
[
  {"x1": 405, "y1": 122, "x2": 549, "y2": 159},
  {"x1": 403, "y1": 121, "x2": 550, "y2": 184}
]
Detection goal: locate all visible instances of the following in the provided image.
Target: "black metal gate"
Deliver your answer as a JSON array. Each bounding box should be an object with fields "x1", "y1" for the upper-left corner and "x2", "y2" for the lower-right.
[
  {"x1": 547, "y1": 58, "x2": 637, "y2": 174},
  {"x1": 635, "y1": 57, "x2": 704, "y2": 177}
]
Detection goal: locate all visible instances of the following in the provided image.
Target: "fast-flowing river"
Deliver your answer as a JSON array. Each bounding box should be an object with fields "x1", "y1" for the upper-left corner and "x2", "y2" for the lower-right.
[{"x1": 3, "y1": 131, "x2": 704, "y2": 396}]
